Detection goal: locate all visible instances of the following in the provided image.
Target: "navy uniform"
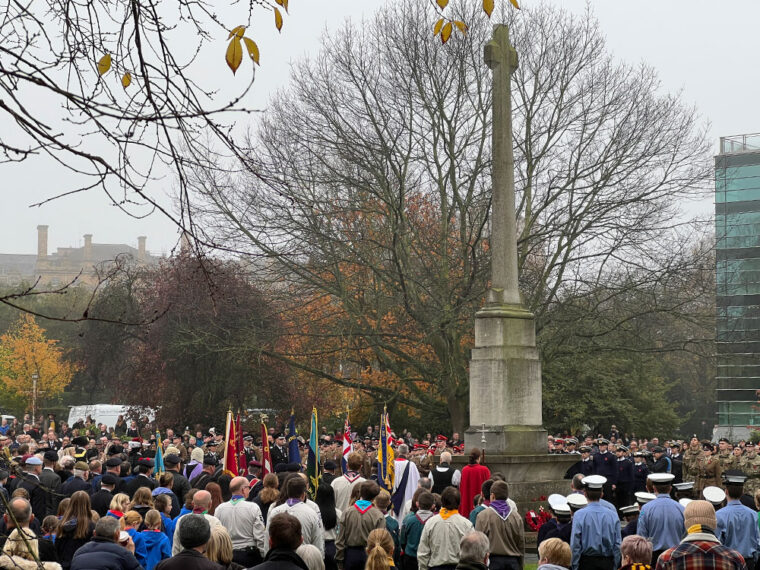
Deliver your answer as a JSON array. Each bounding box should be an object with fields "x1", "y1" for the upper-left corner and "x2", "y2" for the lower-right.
[
  {"x1": 570, "y1": 475, "x2": 621, "y2": 570},
  {"x1": 614, "y1": 446, "x2": 634, "y2": 510},
  {"x1": 633, "y1": 453, "x2": 649, "y2": 492},
  {"x1": 669, "y1": 442, "x2": 683, "y2": 484},
  {"x1": 636, "y1": 473, "x2": 684, "y2": 565},
  {"x1": 716, "y1": 473, "x2": 760, "y2": 570},
  {"x1": 565, "y1": 446, "x2": 593, "y2": 479},
  {"x1": 619, "y1": 504, "x2": 639, "y2": 539},
  {"x1": 593, "y1": 440, "x2": 617, "y2": 499}
]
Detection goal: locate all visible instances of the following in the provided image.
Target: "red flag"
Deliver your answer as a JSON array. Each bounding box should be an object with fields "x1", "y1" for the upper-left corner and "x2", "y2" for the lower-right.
[
  {"x1": 223, "y1": 410, "x2": 239, "y2": 476},
  {"x1": 236, "y1": 413, "x2": 245, "y2": 474},
  {"x1": 261, "y1": 422, "x2": 272, "y2": 477}
]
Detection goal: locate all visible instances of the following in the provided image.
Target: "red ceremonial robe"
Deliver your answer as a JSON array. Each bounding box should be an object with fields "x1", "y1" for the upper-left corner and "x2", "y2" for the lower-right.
[{"x1": 458, "y1": 463, "x2": 491, "y2": 518}]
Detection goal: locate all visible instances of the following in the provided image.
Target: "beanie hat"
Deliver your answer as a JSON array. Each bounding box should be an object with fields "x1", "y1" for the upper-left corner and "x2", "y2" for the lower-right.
[
  {"x1": 190, "y1": 447, "x2": 204, "y2": 463},
  {"x1": 683, "y1": 500, "x2": 716, "y2": 531}
]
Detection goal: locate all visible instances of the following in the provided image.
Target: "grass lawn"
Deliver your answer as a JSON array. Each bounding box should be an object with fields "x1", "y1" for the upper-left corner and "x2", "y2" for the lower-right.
[{"x1": 525, "y1": 564, "x2": 538, "y2": 570}]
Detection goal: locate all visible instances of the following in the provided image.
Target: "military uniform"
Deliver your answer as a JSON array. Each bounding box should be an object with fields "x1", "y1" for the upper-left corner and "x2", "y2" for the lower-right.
[
  {"x1": 740, "y1": 449, "x2": 760, "y2": 497},
  {"x1": 682, "y1": 446, "x2": 703, "y2": 488},
  {"x1": 700, "y1": 454, "x2": 721, "y2": 492},
  {"x1": 717, "y1": 449, "x2": 737, "y2": 474}
]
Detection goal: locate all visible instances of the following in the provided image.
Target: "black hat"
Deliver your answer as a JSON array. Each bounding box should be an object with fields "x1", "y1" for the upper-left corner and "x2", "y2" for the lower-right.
[
  {"x1": 286, "y1": 463, "x2": 301, "y2": 473},
  {"x1": 243, "y1": 435, "x2": 253, "y2": 441},
  {"x1": 324, "y1": 460, "x2": 338, "y2": 470},
  {"x1": 108, "y1": 444, "x2": 124, "y2": 455},
  {"x1": 579, "y1": 445, "x2": 591, "y2": 453},
  {"x1": 138, "y1": 457, "x2": 155, "y2": 468},
  {"x1": 597, "y1": 438, "x2": 609, "y2": 445},
  {"x1": 719, "y1": 437, "x2": 731, "y2": 444},
  {"x1": 617, "y1": 445, "x2": 629, "y2": 453},
  {"x1": 164, "y1": 454, "x2": 181, "y2": 465},
  {"x1": 105, "y1": 457, "x2": 123, "y2": 468},
  {"x1": 43, "y1": 450, "x2": 59, "y2": 462},
  {"x1": 274, "y1": 463, "x2": 287, "y2": 473},
  {"x1": 101, "y1": 473, "x2": 119, "y2": 485},
  {"x1": 652, "y1": 446, "x2": 665, "y2": 454},
  {"x1": 206, "y1": 441, "x2": 218, "y2": 448},
  {"x1": 275, "y1": 433, "x2": 285, "y2": 440},
  {"x1": 72, "y1": 436, "x2": 89, "y2": 447},
  {"x1": 722, "y1": 470, "x2": 747, "y2": 486},
  {"x1": 203, "y1": 454, "x2": 218, "y2": 466}
]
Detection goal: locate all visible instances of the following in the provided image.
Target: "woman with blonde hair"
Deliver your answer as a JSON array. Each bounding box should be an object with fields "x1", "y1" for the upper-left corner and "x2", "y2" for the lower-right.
[
  {"x1": 538, "y1": 537, "x2": 572, "y2": 570},
  {"x1": 365, "y1": 528, "x2": 395, "y2": 570},
  {"x1": 107, "y1": 493, "x2": 130, "y2": 519},
  {"x1": 205, "y1": 525, "x2": 244, "y2": 570}
]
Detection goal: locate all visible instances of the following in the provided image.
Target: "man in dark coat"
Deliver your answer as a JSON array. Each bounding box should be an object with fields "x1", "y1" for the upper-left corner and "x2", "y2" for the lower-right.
[
  {"x1": 17, "y1": 456, "x2": 48, "y2": 521},
  {"x1": 61, "y1": 462, "x2": 93, "y2": 497},
  {"x1": 124, "y1": 457, "x2": 156, "y2": 498},
  {"x1": 270, "y1": 434, "x2": 289, "y2": 469},
  {"x1": 156, "y1": 514, "x2": 225, "y2": 570},
  {"x1": 252, "y1": 512, "x2": 309, "y2": 570},
  {"x1": 190, "y1": 455, "x2": 218, "y2": 490},
  {"x1": 91, "y1": 474, "x2": 118, "y2": 517},
  {"x1": 40, "y1": 450, "x2": 62, "y2": 516},
  {"x1": 70, "y1": 516, "x2": 142, "y2": 570},
  {"x1": 165, "y1": 454, "x2": 191, "y2": 507}
]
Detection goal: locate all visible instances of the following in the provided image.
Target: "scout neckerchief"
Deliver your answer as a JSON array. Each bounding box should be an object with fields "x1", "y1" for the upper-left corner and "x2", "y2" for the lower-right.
[
  {"x1": 230, "y1": 494, "x2": 246, "y2": 505},
  {"x1": 439, "y1": 508, "x2": 458, "y2": 520},
  {"x1": 344, "y1": 471, "x2": 361, "y2": 483},
  {"x1": 354, "y1": 500, "x2": 372, "y2": 514}
]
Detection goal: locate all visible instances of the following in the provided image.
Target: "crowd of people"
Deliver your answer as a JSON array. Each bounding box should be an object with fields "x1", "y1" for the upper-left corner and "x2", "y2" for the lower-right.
[{"x1": 0, "y1": 413, "x2": 758, "y2": 570}]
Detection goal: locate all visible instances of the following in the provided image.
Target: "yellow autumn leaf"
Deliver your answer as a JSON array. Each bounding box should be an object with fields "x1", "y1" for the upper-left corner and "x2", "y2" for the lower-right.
[
  {"x1": 441, "y1": 22, "x2": 452, "y2": 44},
  {"x1": 275, "y1": 0, "x2": 289, "y2": 12},
  {"x1": 243, "y1": 37, "x2": 260, "y2": 65},
  {"x1": 483, "y1": 0, "x2": 494, "y2": 17},
  {"x1": 433, "y1": 18, "x2": 444, "y2": 36},
  {"x1": 274, "y1": 7, "x2": 283, "y2": 31},
  {"x1": 97, "y1": 54, "x2": 111, "y2": 76},
  {"x1": 436, "y1": 0, "x2": 449, "y2": 8},
  {"x1": 509, "y1": 0, "x2": 520, "y2": 8},
  {"x1": 228, "y1": 25, "x2": 246, "y2": 40},
  {"x1": 121, "y1": 72, "x2": 132, "y2": 88},
  {"x1": 226, "y1": 38, "x2": 243, "y2": 74},
  {"x1": 454, "y1": 20, "x2": 467, "y2": 34}
]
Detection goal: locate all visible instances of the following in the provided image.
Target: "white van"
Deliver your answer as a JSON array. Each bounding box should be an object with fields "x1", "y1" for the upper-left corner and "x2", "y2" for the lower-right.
[{"x1": 67, "y1": 405, "x2": 156, "y2": 430}]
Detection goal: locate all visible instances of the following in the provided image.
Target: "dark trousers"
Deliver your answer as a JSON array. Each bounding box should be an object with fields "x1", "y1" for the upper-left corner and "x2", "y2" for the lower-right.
[
  {"x1": 429, "y1": 565, "x2": 457, "y2": 570},
  {"x1": 401, "y1": 554, "x2": 418, "y2": 570},
  {"x1": 232, "y1": 547, "x2": 262, "y2": 567},
  {"x1": 324, "y1": 539, "x2": 337, "y2": 570},
  {"x1": 652, "y1": 550, "x2": 666, "y2": 566},
  {"x1": 745, "y1": 557, "x2": 756, "y2": 570},
  {"x1": 344, "y1": 546, "x2": 367, "y2": 570},
  {"x1": 489, "y1": 555, "x2": 522, "y2": 570},
  {"x1": 579, "y1": 555, "x2": 614, "y2": 570}
]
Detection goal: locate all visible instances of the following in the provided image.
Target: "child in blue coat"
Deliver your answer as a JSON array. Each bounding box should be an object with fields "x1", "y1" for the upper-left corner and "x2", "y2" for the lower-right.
[{"x1": 139, "y1": 509, "x2": 172, "y2": 570}]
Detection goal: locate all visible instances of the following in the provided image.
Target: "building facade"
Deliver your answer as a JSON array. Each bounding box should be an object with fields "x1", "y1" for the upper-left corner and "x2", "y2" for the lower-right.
[
  {"x1": 715, "y1": 133, "x2": 760, "y2": 441},
  {"x1": 0, "y1": 226, "x2": 159, "y2": 288}
]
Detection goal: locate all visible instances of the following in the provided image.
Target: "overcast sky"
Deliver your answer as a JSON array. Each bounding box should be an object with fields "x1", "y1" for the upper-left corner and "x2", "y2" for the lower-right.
[{"x1": 2, "y1": 0, "x2": 758, "y2": 256}]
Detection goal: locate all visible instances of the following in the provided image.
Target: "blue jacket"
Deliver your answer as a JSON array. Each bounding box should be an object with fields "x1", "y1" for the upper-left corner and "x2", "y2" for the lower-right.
[
  {"x1": 70, "y1": 537, "x2": 143, "y2": 570},
  {"x1": 140, "y1": 530, "x2": 172, "y2": 570},
  {"x1": 126, "y1": 527, "x2": 149, "y2": 568}
]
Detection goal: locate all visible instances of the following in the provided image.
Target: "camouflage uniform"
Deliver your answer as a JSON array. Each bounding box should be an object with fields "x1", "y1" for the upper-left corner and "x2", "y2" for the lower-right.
[
  {"x1": 700, "y1": 455, "x2": 721, "y2": 492},
  {"x1": 740, "y1": 450, "x2": 760, "y2": 496},
  {"x1": 717, "y1": 449, "x2": 737, "y2": 473},
  {"x1": 682, "y1": 446, "x2": 703, "y2": 488}
]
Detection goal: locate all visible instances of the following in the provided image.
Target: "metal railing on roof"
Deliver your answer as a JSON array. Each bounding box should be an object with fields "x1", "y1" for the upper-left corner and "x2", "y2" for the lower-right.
[{"x1": 721, "y1": 133, "x2": 760, "y2": 154}]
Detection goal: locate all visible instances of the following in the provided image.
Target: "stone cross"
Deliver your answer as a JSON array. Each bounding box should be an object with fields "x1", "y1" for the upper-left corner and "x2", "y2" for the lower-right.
[{"x1": 484, "y1": 25, "x2": 521, "y2": 307}]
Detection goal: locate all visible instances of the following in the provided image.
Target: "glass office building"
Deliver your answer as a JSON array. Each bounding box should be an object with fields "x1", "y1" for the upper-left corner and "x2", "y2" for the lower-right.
[{"x1": 715, "y1": 133, "x2": 760, "y2": 439}]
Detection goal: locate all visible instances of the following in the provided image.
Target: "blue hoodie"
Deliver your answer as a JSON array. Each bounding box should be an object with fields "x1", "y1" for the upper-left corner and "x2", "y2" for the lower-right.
[
  {"x1": 125, "y1": 527, "x2": 148, "y2": 568},
  {"x1": 139, "y1": 529, "x2": 172, "y2": 570},
  {"x1": 159, "y1": 512, "x2": 174, "y2": 545}
]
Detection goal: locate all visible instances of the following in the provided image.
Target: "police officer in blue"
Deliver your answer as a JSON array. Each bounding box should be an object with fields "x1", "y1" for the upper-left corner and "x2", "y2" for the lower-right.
[
  {"x1": 593, "y1": 439, "x2": 617, "y2": 500},
  {"x1": 636, "y1": 472, "x2": 684, "y2": 566},
  {"x1": 716, "y1": 471, "x2": 760, "y2": 570},
  {"x1": 615, "y1": 445, "x2": 634, "y2": 510},
  {"x1": 570, "y1": 475, "x2": 621, "y2": 570}
]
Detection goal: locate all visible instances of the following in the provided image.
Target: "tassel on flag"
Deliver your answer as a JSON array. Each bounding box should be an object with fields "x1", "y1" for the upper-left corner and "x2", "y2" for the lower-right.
[
  {"x1": 261, "y1": 421, "x2": 272, "y2": 477},
  {"x1": 307, "y1": 407, "x2": 320, "y2": 499},
  {"x1": 154, "y1": 430, "x2": 165, "y2": 477},
  {"x1": 223, "y1": 409, "x2": 239, "y2": 476},
  {"x1": 378, "y1": 406, "x2": 394, "y2": 492},
  {"x1": 342, "y1": 408, "x2": 352, "y2": 474}
]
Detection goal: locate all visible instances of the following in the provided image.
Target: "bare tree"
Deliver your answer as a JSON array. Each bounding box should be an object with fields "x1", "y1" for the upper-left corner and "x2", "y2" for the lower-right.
[{"x1": 191, "y1": 0, "x2": 712, "y2": 430}]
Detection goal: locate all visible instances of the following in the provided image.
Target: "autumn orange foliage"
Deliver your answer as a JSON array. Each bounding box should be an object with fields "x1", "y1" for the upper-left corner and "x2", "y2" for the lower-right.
[{"x1": 0, "y1": 314, "x2": 78, "y2": 400}]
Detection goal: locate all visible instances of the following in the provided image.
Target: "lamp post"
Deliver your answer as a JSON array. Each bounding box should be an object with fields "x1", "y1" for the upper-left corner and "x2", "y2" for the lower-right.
[{"x1": 31, "y1": 373, "x2": 39, "y2": 422}]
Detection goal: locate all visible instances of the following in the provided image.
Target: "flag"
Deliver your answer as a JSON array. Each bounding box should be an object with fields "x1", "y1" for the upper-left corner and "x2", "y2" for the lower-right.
[
  {"x1": 377, "y1": 406, "x2": 394, "y2": 492},
  {"x1": 307, "y1": 407, "x2": 320, "y2": 499},
  {"x1": 236, "y1": 413, "x2": 245, "y2": 474},
  {"x1": 341, "y1": 409, "x2": 352, "y2": 474},
  {"x1": 261, "y1": 421, "x2": 272, "y2": 477},
  {"x1": 154, "y1": 430, "x2": 165, "y2": 477},
  {"x1": 223, "y1": 410, "x2": 239, "y2": 476},
  {"x1": 287, "y1": 409, "x2": 300, "y2": 465}
]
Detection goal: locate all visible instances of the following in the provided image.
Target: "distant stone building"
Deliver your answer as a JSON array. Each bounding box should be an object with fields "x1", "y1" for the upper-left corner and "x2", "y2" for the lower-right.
[{"x1": 0, "y1": 225, "x2": 161, "y2": 287}]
